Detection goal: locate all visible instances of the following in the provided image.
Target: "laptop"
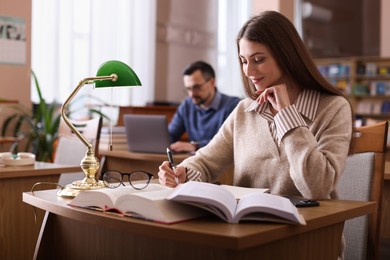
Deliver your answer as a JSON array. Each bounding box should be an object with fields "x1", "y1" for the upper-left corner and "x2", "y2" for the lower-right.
[{"x1": 123, "y1": 114, "x2": 171, "y2": 153}]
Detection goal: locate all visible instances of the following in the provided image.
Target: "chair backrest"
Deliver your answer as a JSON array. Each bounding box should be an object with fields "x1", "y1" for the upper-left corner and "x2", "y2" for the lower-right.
[
  {"x1": 337, "y1": 121, "x2": 388, "y2": 260},
  {"x1": 55, "y1": 117, "x2": 102, "y2": 186},
  {"x1": 57, "y1": 117, "x2": 103, "y2": 153}
]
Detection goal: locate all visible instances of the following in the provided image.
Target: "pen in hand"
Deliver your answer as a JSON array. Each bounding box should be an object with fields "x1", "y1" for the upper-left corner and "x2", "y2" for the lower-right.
[{"x1": 166, "y1": 148, "x2": 179, "y2": 184}]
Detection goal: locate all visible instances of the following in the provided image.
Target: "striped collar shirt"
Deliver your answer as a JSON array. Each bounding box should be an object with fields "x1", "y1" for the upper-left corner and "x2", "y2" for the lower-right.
[{"x1": 245, "y1": 89, "x2": 321, "y2": 144}]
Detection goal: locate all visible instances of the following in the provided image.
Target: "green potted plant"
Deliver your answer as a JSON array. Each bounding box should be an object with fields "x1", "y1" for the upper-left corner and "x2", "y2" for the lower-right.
[
  {"x1": 1, "y1": 71, "x2": 110, "y2": 162},
  {"x1": 1, "y1": 71, "x2": 61, "y2": 162}
]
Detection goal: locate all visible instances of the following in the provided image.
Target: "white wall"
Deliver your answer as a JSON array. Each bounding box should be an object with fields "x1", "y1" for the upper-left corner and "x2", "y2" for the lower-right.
[
  {"x1": 155, "y1": 0, "x2": 218, "y2": 103},
  {"x1": 0, "y1": 0, "x2": 31, "y2": 107}
]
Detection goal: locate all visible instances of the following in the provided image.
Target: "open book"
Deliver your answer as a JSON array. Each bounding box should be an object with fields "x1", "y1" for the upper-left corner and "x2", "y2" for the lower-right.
[
  {"x1": 68, "y1": 183, "x2": 207, "y2": 224},
  {"x1": 167, "y1": 181, "x2": 306, "y2": 225}
]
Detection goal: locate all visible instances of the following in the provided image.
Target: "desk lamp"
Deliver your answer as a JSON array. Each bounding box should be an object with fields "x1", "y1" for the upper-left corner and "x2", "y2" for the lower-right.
[{"x1": 57, "y1": 60, "x2": 141, "y2": 198}]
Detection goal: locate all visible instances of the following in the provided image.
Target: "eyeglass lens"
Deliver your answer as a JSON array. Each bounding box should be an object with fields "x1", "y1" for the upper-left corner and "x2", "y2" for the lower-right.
[
  {"x1": 186, "y1": 85, "x2": 201, "y2": 92},
  {"x1": 129, "y1": 171, "x2": 152, "y2": 190},
  {"x1": 103, "y1": 171, "x2": 152, "y2": 190},
  {"x1": 185, "y1": 80, "x2": 209, "y2": 92},
  {"x1": 103, "y1": 171, "x2": 122, "y2": 188}
]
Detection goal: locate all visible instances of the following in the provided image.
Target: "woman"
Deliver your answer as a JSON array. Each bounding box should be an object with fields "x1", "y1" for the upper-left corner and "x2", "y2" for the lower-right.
[{"x1": 158, "y1": 10, "x2": 353, "y2": 200}]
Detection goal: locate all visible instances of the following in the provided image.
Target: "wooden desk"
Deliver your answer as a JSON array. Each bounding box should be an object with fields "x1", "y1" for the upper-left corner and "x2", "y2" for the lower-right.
[
  {"x1": 0, "y1": 162, "x2": 81, "y2": 260},
  {"x1": 385, "y1": 161, "x2": 390, "y2": 180},
  {"x1": 99, "y1": 150, "x2": 234, "y2": 185},
  {"x1": 0, "y1": 137, "x2": 17, "y2": 152},
  {"x1": 0, "y1": 136, "x2": 17, "y2": 144},
  {"x1": 23, "y1": 189, "x2": 374, "y2": 260}
]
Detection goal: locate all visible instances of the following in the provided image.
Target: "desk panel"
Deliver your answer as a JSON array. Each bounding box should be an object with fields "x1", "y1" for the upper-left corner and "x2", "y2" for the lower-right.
[
  {"x1": 0, "y1": 162, "x2": 81, "y2": 260},
  {"x1": 37, "y1": 213, "x2": 344, "y2": 260}
]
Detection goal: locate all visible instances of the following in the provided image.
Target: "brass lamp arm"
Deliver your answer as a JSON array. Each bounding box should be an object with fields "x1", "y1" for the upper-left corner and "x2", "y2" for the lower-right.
[
  {"x1": 56, "y1": 60, "x2": 141, "y2": 198},
  {"x1": 60, "y1": 74, "x2": 117, "y2": 148}
]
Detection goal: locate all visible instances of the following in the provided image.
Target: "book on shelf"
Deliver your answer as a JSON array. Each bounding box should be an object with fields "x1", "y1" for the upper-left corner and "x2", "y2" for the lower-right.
[
  {"x1": 167, "y1": 181, "x2": 306, "y2": 225},
  {"x1": 101, "y1": 126, "x2": 126, "y2": 134},
  {"x1": 68, "y1": 183, "x2": 207, "y2": 224},
  {"x1": 100, "y1": 133, "x2": 127, "y2": 142},
  {"x1": 100, "y1": 135, "x2": 127, "y2": 143},
  {"x1": 356, "y1": 99, "x2": 390, "y2": 115},
  {"x1": 99, "y1": 143, "x2": 129, "y2": 151},
  {"x1": 99, "y1": 126, "x2": 128, "y2": 151},
  {"x1": 99, "y1": 136, "x2": 128, "y2": 151}
]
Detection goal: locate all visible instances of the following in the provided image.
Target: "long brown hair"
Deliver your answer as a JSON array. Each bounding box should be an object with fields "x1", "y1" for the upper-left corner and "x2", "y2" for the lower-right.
[
  {"x1": 236, "y1": 11, "x2": 345, "y2": 100},
  {"x1": 236, "y1": 10, "x2": 355, "y2": 149}
]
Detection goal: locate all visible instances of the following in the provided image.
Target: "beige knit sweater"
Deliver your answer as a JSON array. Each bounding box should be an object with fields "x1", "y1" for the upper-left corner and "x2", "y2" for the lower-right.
[{"x1": 182, "y1": 92, "x2": 352, "y2": 200}]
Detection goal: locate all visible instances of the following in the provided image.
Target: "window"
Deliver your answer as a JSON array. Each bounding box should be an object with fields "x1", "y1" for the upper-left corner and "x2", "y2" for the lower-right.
[
  {"x1": 32, "y1": 0, "x2": 250, "y2": 120},
  {"x1": 217, "y1": 0, "x2": 251, "y2": 98},
  {"x1": 32, "y1": 0, "x2": 156, "y2": 113}
]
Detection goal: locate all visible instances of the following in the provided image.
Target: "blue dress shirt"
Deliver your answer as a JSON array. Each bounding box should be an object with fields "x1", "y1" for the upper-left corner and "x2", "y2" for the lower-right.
[{"x1": 168, "y1": 90, "x2": 240, "y2": 148}]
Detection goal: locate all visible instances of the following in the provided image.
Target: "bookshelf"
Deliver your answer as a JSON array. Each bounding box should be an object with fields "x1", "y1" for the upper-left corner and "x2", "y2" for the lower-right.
[
  {"x1": 315, "y1": 57, "x2": 390, "y2": 127},
  {"x1": 99, "y1": 126, "x2": 127, "y2": 152}
]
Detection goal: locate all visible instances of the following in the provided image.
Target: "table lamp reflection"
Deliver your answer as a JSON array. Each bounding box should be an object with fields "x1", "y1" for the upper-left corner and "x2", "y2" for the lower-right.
[{"x1": 57, "y1": 60, "x2": 141, "y2": 198}]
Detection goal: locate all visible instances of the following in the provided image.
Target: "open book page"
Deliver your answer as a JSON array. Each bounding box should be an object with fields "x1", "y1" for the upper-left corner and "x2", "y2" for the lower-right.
[
  {"x1": 69, "y1": 183, "x2": 207, "y2": 224},
  {"x1": 69, "y1": 183, "x2": 168, "y2": 210},
  {"x1": 234, "y1": 193, "x2": 306, "y2": 225},
  {"x1": 221, "y1": 185, "x2": 269, "y2": 200},
  {"x1": 116, "y1": 189, "x2": 208, "y2": 224},
  {"x1": 167, "y1": 181, "x2": 305, "y2": 225},
  {"x1": 167, "y1": 182, "x2": 237, "y2": 222}
]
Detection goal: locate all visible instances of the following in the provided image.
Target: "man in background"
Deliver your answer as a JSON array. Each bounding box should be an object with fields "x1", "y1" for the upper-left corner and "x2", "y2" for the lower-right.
[{"x1": 169, "y1": 60, "x2": 240, "y2": 153}]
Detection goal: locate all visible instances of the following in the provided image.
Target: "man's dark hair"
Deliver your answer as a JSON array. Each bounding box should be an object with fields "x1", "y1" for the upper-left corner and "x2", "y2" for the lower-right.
[{"x1": 183, "y1": 61, "x2": 215, "y2": 81}]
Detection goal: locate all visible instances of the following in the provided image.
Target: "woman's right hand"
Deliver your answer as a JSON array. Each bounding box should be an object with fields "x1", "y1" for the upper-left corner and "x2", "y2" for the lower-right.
[
  {"x1": 158, "y1": 161, "x2": 187, "y2": 188},
  {"x1": 255, "y1": 83, "x2": 291, "y2": 112}
]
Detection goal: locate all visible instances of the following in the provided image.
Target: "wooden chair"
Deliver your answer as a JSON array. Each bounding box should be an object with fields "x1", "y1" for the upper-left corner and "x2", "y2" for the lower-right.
[
  {"x1": 337, "y1": 121, "x2": 388, "y2": 260},
  {"x1": 55, "y1": 117, "x2": 102, "y2": 186}
]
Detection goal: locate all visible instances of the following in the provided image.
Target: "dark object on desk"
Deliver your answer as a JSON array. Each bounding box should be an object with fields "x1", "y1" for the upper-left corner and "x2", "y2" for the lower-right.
[{"x1": 285, "y1": 196, "x2": 320, "y2": 208}]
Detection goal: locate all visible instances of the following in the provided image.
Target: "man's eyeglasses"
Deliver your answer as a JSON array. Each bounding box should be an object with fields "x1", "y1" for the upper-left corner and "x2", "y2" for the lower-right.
[
  {"x1": 185, "y1": 80, "x2": 210, "y2": 92},
  {"x1": 102, "y1": 170, "x2": 153, "y2": 190}
]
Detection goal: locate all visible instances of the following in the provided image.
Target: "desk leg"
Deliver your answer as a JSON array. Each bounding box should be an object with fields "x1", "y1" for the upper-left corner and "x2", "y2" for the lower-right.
[{"x1": 34, "y1": 211, "x2": 50, "y2": 260}]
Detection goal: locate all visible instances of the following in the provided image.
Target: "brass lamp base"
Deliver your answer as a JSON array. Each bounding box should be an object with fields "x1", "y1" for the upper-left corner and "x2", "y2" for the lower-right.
[
  {"x1": 57, "y1": 180, "x2": 105, "y2": 198},
  {"x1": 57, "y1": 148, "x2": 105, "y2": 198},
  {"x1": 57, "y1": 186, "x2": 82, "y2": 198}
]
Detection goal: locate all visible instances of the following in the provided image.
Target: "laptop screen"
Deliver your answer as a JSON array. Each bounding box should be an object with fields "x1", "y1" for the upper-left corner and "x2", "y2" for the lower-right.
[{"x1": 123, "y1": 114, "x2": 170, "y2": 153}]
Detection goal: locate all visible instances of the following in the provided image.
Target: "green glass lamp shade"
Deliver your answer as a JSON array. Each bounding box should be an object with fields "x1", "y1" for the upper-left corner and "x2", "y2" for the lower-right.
[{"x1": 94, "y1": 60, "x2": 142, "y2": 88}]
